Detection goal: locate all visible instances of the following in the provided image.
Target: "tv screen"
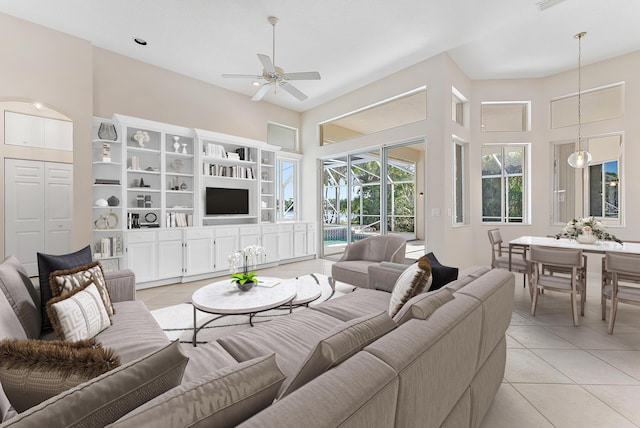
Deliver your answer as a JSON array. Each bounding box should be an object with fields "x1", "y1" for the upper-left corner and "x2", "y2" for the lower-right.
[{"x1": 206, "y1": 187, "x2": 249, "y2": 215}]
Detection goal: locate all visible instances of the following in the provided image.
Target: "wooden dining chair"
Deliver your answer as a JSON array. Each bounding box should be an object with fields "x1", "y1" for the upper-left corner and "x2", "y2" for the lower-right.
[
  {"x1": 488, "y1": 228, "x2": 529, "y2": 288},
  {"x1": 529, "y1": 246, "x2": 586, "y2": 326},
  {"x1": 601, "y1": 252, "x2": 640, "y2": 334}
]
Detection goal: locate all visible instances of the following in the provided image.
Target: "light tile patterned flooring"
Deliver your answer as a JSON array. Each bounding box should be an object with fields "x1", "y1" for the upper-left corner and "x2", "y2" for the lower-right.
[{"x1": 137, "y1": 261, "x2": 640, "y2": 427}]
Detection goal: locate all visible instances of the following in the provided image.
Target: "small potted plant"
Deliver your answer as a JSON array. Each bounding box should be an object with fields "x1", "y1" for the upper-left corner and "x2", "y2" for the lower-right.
[{"x1": 228, "y1": 245, "x2": 267, "y2": 291}]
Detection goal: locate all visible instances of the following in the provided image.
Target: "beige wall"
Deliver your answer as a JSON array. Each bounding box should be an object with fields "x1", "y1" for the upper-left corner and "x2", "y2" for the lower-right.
[{"x1": 0, "y1": 13, "x2": 93, "y2": 259}]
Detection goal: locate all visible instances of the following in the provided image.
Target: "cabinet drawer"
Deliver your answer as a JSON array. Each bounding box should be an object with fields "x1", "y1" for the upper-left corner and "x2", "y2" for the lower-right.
[
  {"x1": 185, "y1": 228, "x2": 213, "y2": 240},
  {"x1": 240, "y1": 226, "x2": 260, "y2": 236},
  {"x1": 158, "y1": 229, "x2": 183, "y2": 241},
  {"x1": 278, "y1": 224, "x2": 294, "y2": 232},
  {"x1": 215, "y1": 227, "x2": 239, "y2": 237},
  {"x1": 294, "y1": 223, "x2": 307, "y2": 232},
  {"x1": 262, "y1": 225, "x2": 279, "y2": 234},
  {"x1": 127, "y1": 230, "x2": 156, "y2": 243}
]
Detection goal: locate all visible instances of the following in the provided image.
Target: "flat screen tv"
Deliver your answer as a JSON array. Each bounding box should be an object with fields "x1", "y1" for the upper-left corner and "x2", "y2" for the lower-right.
[{"x1": 206, "y1": 187, "x2": 249, "y2": 215}]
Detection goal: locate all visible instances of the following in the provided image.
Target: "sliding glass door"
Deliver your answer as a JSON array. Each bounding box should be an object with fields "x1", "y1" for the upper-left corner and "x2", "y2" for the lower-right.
[{"x1": 321, "y1": 142, "x2": 422, "y2": 258}]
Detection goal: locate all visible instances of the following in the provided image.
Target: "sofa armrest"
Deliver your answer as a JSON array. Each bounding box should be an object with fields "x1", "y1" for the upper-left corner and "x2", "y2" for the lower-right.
[
  {"x1": 367, "y1": 262, "x2": 409, "y2": 292},
  {"x1": 105, "y1": 269, "x2": 136, "y2": 303}
]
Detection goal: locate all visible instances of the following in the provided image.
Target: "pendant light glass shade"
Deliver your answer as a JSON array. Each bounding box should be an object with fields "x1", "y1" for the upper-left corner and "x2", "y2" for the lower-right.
[
  {"x1": 569, "y1": 32, "x2": 591, "y2": 169},
  {"x1": 567, "y1": 149, "x2": 592, "y2": 168}
]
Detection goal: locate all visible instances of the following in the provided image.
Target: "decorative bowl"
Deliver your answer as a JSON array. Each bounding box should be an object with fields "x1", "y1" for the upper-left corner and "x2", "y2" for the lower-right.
[
  {"x1": 577, "y1": 233, "x2": 597, "y2": 244},
  {"x1": 236, "y1": 281, "x2": 256, "y2": 292}
]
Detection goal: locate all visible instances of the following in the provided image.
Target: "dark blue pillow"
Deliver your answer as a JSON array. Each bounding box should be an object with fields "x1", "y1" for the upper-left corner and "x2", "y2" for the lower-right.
[
  {"x1": 424, "y1": 252, "x2": 458, "y2": 291},
  {"x1": 37, "y1": 245, "x2": 92, "y2": 330}
]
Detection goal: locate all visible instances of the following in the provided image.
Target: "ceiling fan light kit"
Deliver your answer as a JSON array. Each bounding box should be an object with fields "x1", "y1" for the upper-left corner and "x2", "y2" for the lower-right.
[{"x1": 222, "y1": 16, "x2": 321, "y2": 102}]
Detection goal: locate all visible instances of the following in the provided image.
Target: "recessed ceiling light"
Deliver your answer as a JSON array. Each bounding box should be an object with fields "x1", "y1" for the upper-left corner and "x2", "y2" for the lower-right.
[
  {"x1": 252, "y1": 81, "x2": 261, "y2": 87},
  {"x1": 134, "y1": 38, "x2": 147, "y2": 46},
  {"x1": 33, "y1": 102, "x2": 43, "y2": 110}
]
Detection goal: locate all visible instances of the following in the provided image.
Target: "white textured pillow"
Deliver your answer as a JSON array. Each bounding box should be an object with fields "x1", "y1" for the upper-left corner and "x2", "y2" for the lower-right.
[
  {"x1": 388, "y1": 256, "x2": 433, "y2": 318},
  {"x1": 50, "y1": 261, "x2": 114, "y2": 316},
  {"x1": 46, "y1": 280, "x2": 111, "y2": 341}
]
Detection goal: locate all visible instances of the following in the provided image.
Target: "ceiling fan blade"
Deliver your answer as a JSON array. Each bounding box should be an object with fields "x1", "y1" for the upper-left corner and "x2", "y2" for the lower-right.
[
  {"x1": 252, "y1": 83, "x2": 272, "y2": 101},
  {"x1": 280, "y1": 81, "x2": 308, "y2": 101},
  {"x1": 283, "y1": 71, "x2": 321, "y2": 81},
  {"x1": 257, "y1": 54, "x2": 276, "y2": 74},
  {"x1": 222, "y1": 74, "x2": 263, "y2": 79}
]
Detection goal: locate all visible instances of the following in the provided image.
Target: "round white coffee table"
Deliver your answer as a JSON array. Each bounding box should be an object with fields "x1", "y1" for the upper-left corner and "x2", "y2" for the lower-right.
[{"x1": 191, "y1": 277, "x2": 297, "y2": 346}]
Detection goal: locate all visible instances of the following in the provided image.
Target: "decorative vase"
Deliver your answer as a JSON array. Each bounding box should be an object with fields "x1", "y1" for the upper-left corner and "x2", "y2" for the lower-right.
[
  {"x1": 182, "y1": 143, "x2": 188, "y2": 154},
  {"x1": 173, "y1": 136, "x2": 180, "y2": 153},
  {"x1": 235, "y1": 280, "x2": 256, "y2": 292},
  {"x1": 107, "y1": 195, "x2": 120, "y2": 207},
  {"x1": 577, "y1": 232, "x2": 597, "y2": 244},
  {"x1": 98, "y1": 123, "x2": 117, "y2": 141}
]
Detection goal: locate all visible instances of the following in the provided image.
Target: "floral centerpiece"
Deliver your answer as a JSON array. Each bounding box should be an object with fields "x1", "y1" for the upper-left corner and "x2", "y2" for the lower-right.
[
  {"x1": 228, "y1": 245, "x2": 267, "y2": 291},
  {"x1": 555, "y1": 217, "x2": 622, "y2": 244}
]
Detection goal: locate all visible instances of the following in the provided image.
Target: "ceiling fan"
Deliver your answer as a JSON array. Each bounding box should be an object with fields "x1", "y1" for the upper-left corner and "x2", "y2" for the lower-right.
[{"x1": 222, "y1": 16, "x2": 321, "y2": 102}]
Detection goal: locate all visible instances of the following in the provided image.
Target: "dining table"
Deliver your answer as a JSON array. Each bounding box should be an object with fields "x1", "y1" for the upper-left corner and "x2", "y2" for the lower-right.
[{"x1": 508, "y1": 236, "x2": 640, "y2": 271}]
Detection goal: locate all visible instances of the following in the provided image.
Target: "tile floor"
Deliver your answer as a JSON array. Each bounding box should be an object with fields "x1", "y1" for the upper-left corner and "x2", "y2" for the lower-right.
[{"x1": 137, "y1": 260, "x2": 640, "y2": 427}]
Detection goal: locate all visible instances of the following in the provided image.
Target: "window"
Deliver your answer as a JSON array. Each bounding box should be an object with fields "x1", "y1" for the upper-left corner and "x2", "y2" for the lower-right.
[
  {"x1": 550, "y1": 83, "x2": 624, "y2": 129},
  {"x1": 481, "y1": 144, "x2": 528, "y2": 223},
  {"x1": 589, "y1": 160, "x2": 619, "y2": 219},
  {"x1": 276, "y1": 155, "x2": 299, "y2": 221},
  {"x1": 453, "y1": 139, "x2": 468, "y2": 224},
  {"x1": 268, "y1": 122, "x2": 298, "y2": 152},
  {"x1": 452, "y1": 87, "x2": 467, "y2": 127},
  {"x1": 481, "y1": 102, "x2": 530, "y2": 132}
]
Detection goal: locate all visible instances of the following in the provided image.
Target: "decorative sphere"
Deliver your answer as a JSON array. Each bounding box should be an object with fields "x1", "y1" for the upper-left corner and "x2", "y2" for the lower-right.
[{"x1": 95, "y1": 199, "x2": 108, "y2": 207}]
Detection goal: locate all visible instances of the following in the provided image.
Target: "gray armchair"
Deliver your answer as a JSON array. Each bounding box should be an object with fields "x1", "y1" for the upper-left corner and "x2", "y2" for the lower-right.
[{"x1": 331, "y1": 234, "x2": 407, "y2": 288}]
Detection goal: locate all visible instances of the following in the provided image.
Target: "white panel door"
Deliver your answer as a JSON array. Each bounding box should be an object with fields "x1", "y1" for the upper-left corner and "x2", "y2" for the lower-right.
[
  {"x1": 278, "y1": 226, "x2": 293, "y2": 260},
  {"x1": 158, "y1": 240, "x2": 184, "y2": 279},
  {"x1": 127, "y1": 241, "x2": 157, "y2": 283},
  {"x1": 4, "y1": 159, "x2": 45, "y2": 276},
  {"x1": 184, "y1": 238, "x2": 214, "y2": 276},
  {"x1": 44, "y1": 163, "x2": 73, "y2": 255},
  {"x1": 262, "y1": 233, "x2": 278, "y2": 264},
  {"x1": 44, "y1": 118, "x2": 73, "y2": 151},
  {"x1": 214, "y1": 234, "x2": 239, "y2": 271},
  {"x1": 4, "y1": 111, "x2": 45, "y2": 148},
  {"x1": 293, "y1": 230, "x2": 306, "y2": 258}
]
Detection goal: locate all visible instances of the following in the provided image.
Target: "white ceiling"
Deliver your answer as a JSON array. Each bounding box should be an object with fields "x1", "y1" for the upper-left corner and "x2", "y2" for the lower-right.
[{"x1": 1, "y1": 0, "x2": 639, "y2": 112}]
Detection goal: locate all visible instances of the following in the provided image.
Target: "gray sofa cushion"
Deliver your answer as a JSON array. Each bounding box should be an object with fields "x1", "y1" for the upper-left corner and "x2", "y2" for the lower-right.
[
  {"x1": 393, "y1": 287, "x2": 454, "y2": 325},
  {"x1": 180, "y1": 341, "x2": 239, "y2": 384},
  {"x1": 2, "y1": 341, "x2": 188, "y2": 428},
  {"x1": 96, "y1": 301, "x2": 170, "y2": 364},
  {"x1": 217, "y1": 309, "x2": 343, "y2": 380},
  {"x1": 0, "y1": 256, "x2": 40, "y2": 340},
  {"x1": 108, "y1": 354, "x2": 285, "y2": 428},
  {"x1": 311, "y1": 288, "x2": 390, "y2": 321},
  {"x1": 279, "y1": 311, "x2": 397, "y2": 398},
  {"x1": 0, "y1": 381, "x2": 17, "y2": 423},
  {"x1": 0, "y1": 289, "x2": 27, "y2": 342}
]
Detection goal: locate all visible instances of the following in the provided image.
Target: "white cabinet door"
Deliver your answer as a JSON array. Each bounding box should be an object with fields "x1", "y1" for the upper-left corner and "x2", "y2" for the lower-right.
[
  {"x1": 4, "y1": 159, "x2": 45, "y2": 276},
  {"x1": 278, "y1": 225, "x2": 293, "y2": 260},
  {"x1": 44, "y1": 118, "x2": 73, "y2": 151},
  {"x1": 293, "y1": 223, "x2": 307, "y2": 257},
  {"x1": 262, "y1": 233, "x2": 278, "y2": 263},
  {"x1": 307, "y1": 224, "x2": 316, "y2": 257},
  {"x1": 158, "y1": 240, "x2": 184, "y2": 279},
  {"x1": 44, "y1": 163, "x2": 73, "y2": 255},
  {"x1": 4, "y1": 111, "x2": 45, "y2": 148},
  {"x1": 214, "y1": 234, "x2": 239, "y2": 271},
  {"x1": 184, "y1": 238, "x2": 214, "y2": 276},
  {"x1": 127, "y1": 240, "x2": 157, "y2": 283}
]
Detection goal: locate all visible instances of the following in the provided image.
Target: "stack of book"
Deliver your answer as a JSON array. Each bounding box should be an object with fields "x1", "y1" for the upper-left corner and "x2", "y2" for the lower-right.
[
  {"x1": 95, "y1": 178, "x2": 121, "y2": 185},
  {"x1": 166, "y1": 212, "x2": 193, "y2": 228}
]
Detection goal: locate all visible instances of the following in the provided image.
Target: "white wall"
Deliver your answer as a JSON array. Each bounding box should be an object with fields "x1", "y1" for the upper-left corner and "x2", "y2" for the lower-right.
[{"x1": 302, "y1": 49, "x2": 640, "y2": 270}]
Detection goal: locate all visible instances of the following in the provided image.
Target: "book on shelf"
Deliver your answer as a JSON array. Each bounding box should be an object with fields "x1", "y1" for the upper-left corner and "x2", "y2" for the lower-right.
[
  {"x1": 95, "y1": 178, "x2": 121, "y2": 185},
  {"x1": 166, "y1": 212, "x2": 192, "y2": 228},
  {"x1": 95, "y1": 236, "x2": 122, "y2": 258},
  {"x1": 203, "y1": 163, "x2": 255, "y2": 179}
]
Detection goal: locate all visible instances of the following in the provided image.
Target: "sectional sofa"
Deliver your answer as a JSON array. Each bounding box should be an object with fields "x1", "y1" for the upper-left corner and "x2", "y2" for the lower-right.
[{"x1": 0, "y1": 256, "x2": 514, "y2": 428}]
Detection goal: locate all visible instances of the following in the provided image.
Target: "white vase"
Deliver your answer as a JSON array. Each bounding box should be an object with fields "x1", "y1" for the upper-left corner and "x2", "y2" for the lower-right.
[
  {"x1": 173, "y1": 136, "x2": 180, "y2": 152},
  {"x1": 577, "y1": 232, "x2": 597, "y2": 244}
]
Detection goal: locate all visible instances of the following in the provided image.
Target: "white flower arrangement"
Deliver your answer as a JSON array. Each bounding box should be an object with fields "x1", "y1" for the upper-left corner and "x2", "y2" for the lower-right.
[
  {"x1": 556, "y1": 217, "x2": 622, "y2": 244},
  {"x1": 228, "y1": 245, "x2": 267, "y2": 285}
]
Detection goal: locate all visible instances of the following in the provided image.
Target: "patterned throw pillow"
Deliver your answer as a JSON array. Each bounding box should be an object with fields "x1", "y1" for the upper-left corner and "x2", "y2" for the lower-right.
[
  {"x1": 388, "y1": 255, "x2": 433, "y2": 318},
  {"x1": 0, "y1": 338, "x2": 120, "y2": 413},
  {"x1": 46, "y1": 280, "x2": 111, "y2": 341},
  {"x1": 50, "y1": 261, "x2": 114, "y2": 316}
]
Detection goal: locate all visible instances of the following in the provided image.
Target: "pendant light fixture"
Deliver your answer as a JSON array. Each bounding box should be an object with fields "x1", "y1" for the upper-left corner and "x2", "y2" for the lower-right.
[{"x1": 568, "y1": 31, "x2": 592, "y2": 168}]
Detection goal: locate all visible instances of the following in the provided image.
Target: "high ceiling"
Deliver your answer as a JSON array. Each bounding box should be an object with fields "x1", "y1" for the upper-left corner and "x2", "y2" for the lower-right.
[{"x1": 1, "y1": 0, "x2": 639, "y2": 112}]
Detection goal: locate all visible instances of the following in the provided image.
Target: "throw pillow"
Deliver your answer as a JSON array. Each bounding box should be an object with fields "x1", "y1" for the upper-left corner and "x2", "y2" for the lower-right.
[
  {"x1": 388, "y1": 255, "x2": 433, "y2": 318},
  {"x1": 50, "y1": 261, "x2": 114, "y2": 316},
  {"x1": 392, "y1": 287, "x2": 455, "y2": 325},
  {"x1": 46, "y1": 280, "x2": 111, "y2": 341},
  {"x1": 37, "y1": 245, "x2": 92, "y2": 330},
  {"x1": 107, "y1": 354, "x2": 285, "y2": 428},
  {"x1": 0, "y1": 256, "x2": 41, "y2": 339},
  {"x1": 279, "y1": 311, "x2": 396, "y2": 398},
  {"x1": 1, "y1": 341, "x2": 188, "y2": 428},
  {"x1": 424, "y1": 252, "x2": 459, "y2": 290},
  {"x1": 0, "y1": 338, "x2": 120, "y2": 412}
]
